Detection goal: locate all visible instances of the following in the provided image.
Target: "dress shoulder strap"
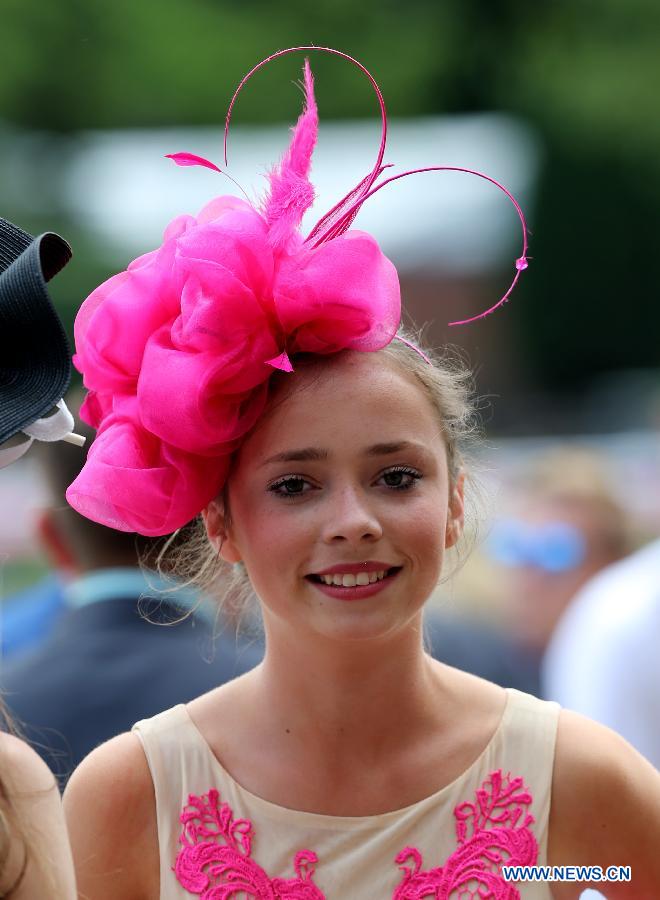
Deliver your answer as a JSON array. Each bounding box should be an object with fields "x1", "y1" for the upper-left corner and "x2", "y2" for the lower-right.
[
  {"x1": 132, "y1": 704, "x2": 223, "y2": 898},
  {"x1": 489, "y1": 688, "x2": 561, "y2": 866}
]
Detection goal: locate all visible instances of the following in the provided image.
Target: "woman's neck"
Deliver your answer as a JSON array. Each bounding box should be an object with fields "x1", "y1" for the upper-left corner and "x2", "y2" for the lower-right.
[{"x1": 249, "y1": 616, "x2": 453, "y2": 766}]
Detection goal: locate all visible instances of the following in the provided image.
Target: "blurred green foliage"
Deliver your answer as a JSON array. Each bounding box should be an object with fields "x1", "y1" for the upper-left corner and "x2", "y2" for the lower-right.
[
  {"x1": 3, "y1": 0, "x2": 658, "y2": 162},
  {"x1": 1, "y1": 0, "x2": 659, "y2": 393},
  {"x1": 0, "y1": 558, "x2": 49, "y2": 598}
]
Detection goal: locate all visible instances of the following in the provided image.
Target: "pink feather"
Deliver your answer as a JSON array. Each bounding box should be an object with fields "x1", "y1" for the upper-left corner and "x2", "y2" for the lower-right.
[
  {"x1": 263, "y1": 59, "x2": 318, "y2": 252},
  {"x1": 166, "y1": 153, "x2": 223, "y2": 173}
]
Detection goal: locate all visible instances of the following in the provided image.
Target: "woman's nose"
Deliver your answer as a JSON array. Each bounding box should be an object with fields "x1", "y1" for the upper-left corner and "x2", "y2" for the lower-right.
[{"x1": 321, "y1": 484, "x2": 383, "y2": 543}]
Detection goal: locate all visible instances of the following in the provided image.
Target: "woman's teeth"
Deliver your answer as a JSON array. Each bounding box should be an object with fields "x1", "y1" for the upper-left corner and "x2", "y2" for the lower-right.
[{"x1": 318, "y1": 570, "x2": 388, "y2": 587}]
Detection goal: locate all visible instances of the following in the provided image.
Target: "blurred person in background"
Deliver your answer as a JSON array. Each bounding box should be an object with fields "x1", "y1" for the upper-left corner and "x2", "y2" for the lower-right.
[
  {"x1": 422, "y1": 604, "x2": 542, "y2": 695},
  {"x1": 0, "y1": 213, "x2": 81, "y2": 659},
  {"x1": 485, "y1": 448, "x2": 630, "y2": 670},
  {"x1": 1, "y1": 404, "x2": 263, "y2": 787},
  {"x1": 543, "y1": 535, "x2": 660, "y2": 770},
  {"x1": 0, "y1": 216, "x2": 78, "y2": 895},
  {"x1": 1, "y1": 570, "x2": 68, "y2": 662}
]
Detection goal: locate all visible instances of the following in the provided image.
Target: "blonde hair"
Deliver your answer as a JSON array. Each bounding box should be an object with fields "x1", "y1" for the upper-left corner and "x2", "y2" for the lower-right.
[{"x1": 143, "y1": 328, "x2": 482, "y2": 635}]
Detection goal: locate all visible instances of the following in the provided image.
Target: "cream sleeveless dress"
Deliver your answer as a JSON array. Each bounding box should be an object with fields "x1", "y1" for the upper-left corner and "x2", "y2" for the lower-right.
[{"x1": 132, "y1": 687, "x2": 560, "y2": 898}]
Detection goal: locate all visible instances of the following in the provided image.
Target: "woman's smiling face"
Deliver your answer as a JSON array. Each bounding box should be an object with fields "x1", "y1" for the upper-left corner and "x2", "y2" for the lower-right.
[{"x1": 205, "y1": 351, "x2": 464, "y2": 644}]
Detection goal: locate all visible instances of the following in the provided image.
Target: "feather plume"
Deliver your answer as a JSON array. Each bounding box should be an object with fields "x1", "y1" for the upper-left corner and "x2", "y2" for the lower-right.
[
  {"x1": 263, "y1": 59, "x2": 318, "y2": 252},
  {"x1": 166, "y1": 152, "x2": 223, "y2": 173}
]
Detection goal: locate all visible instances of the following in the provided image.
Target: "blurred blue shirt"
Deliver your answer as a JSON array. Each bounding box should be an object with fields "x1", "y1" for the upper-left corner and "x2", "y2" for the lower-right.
[
  {"x1": 1, "y1": 566, "x2": 215, "y2": 662},
  {"x1": 1, "y1": 573, "x2": 66, "y2": 661}
]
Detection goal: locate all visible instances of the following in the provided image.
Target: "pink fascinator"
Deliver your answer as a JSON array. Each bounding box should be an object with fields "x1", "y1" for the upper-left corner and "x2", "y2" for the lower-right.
[{"x1": 67, "y1": 46, "x2": 528, "y2": 536}]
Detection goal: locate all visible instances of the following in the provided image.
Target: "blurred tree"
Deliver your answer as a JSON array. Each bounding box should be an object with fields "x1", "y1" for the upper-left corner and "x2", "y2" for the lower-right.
[
  {"x1": 496, "y1": 0, "x2": 660, "y2": 179},
  {"x1": 491, "y1": 0, "x2": 660, "y2": 387},
  {"x1": 0, "y1": 0, "x2": 460, "y2": 128}
]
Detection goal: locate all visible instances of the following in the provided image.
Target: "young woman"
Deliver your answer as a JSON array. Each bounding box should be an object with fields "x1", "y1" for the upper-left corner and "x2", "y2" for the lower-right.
[{"x1": 62, "y1": 49, "x2": 660, "y2": 898}]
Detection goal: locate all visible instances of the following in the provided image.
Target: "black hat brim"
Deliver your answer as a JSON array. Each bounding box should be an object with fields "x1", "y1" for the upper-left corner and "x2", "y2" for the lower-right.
[{"x1": 0, "y1": 217, "x2": 73, "y2": 445}]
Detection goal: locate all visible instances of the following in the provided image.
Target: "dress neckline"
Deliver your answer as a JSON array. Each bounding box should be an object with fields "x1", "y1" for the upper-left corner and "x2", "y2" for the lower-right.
[{"x1": 177, "y1": 686, "x2": 516, "y2": 828}]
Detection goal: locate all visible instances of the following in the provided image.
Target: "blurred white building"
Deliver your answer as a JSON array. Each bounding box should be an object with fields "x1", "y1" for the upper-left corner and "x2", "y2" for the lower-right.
[{"x1": 60, "y1": 113, "x2": 540, "y2": 273}]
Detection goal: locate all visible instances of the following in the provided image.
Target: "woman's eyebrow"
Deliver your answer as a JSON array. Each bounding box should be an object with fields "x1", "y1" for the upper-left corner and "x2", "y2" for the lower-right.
[{"x1": 260, "y1": 441, "x2": 427, "y2": 467}]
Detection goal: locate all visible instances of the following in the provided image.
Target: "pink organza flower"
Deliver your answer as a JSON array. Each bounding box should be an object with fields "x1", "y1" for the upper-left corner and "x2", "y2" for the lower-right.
[{"x1": 66, "y1": 61, "x2": 400, "y2": 535}]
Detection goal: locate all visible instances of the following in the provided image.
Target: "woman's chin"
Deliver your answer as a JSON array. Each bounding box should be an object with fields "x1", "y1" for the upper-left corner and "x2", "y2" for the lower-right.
[{"x1": 305, "y1": 603, "x2": 423, "y2": 646}]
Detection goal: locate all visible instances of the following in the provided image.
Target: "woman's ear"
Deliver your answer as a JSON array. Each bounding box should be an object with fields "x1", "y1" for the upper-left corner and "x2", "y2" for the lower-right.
[
  {"x1": 445, "y1": 470, "x2": 466, "y2": 549},
  {"x1": 202, "y1": 499, "x2": 242, "y2": 564}
]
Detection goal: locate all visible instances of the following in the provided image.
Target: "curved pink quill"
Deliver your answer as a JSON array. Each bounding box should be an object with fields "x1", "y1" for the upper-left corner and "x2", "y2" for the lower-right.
[
  {"x1": 223, "y1": 46, "x2": 388, "y2": 245},
  {"x1": 310, "y1": 165, "x2": 529, "y2": 326},
  {"x1": 222, "y1": 46, "x2": 529, "y2": 326}
]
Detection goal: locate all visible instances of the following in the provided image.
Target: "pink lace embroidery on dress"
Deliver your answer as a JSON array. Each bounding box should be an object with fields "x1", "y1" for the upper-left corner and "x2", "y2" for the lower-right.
[
  {"x1": 174, "y1": 788, "x2": 323, "y2": 898},
  {"x1": 174, "y1": 769, "x2": 537, "y2": 899},
  {"x1": 393, "y1": 769, "x2": 537, "y2": 899}
]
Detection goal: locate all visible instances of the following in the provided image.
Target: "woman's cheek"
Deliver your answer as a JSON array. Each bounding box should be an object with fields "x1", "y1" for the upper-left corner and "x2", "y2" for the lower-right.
[{"x1": 408, "y1": 506, "x2": 448, "y2": 568}]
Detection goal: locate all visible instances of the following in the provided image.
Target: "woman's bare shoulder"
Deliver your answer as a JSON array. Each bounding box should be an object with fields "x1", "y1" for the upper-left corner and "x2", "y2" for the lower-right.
[
  {"x1": 0, "y1": 731, "x2": 56, "y2": 789},
  {"x1": 548, "y1": 708, "x2": 660, "y2": 898},
  {"x1": 0, "y1": 733, "x2": 77, "y2": 899},
  {"x1": 63, "y1": 731, "x2": 158, "y2": 900}
]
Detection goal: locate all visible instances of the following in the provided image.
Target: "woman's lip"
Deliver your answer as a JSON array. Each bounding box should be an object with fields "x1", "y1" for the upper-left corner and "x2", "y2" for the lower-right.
[
  {"x1": 311, "y1": 561, "x2": 398, "y2": 576},
  {"x1": 306, "y1": 567, "x2": 402, "y2": 601}
]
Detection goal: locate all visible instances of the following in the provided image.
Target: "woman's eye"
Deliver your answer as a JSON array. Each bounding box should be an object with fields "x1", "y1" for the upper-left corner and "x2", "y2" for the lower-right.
[
  {"x1": 378, "y1": 466, "x2": 422, "y2": 491},
  {"x1": 269, "y1": 476, "x2": 311, "y2": 499},
  {"x1": 269, "y1": 467, "x2": 421, "y2": 499}
]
